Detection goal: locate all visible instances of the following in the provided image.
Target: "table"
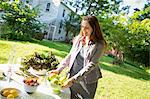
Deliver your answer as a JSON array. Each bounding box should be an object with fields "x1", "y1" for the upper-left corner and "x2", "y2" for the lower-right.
[{"x1": 0, "y1": 64, "x2": 70, "y2": 99}]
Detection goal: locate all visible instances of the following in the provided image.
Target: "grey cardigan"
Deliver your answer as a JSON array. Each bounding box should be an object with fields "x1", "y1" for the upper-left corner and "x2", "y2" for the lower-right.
[{"x1": 57, "y1": 35, "x2": 104, "y2": 84}]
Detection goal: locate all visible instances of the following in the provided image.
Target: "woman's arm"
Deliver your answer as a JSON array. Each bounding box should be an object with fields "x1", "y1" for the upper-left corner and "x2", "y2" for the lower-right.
[
  {"x1": 72, "y1": 42, "x2": 105, "y2": 82},
  {"x1": 56, "y1": 53, "x2": 71, "y2": 73},
  {"x1": 56, "y1": 36, "x2": 80, "y2": 73}
]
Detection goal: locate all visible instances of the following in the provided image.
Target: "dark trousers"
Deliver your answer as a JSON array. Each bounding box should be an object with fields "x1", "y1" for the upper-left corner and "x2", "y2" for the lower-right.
[{"x1": 70, "y1": 81, "x2": 98, "y2": 99}]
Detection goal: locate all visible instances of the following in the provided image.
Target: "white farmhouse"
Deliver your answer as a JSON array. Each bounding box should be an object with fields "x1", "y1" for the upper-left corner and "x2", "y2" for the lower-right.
[{"x1": 1, "y1": 0, "x2": 74, "y2": 41}]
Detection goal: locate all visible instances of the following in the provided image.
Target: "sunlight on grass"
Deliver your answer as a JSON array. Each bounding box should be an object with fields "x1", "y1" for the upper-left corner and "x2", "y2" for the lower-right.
[
  {"x1": 95, "y1": 69, "x2": 150, "y2": 99},
  {"x1": 100, "y1": 62, "x2": 113, "y2": 66},
  {"x1": 0, "y1": 40, "x2": 150, "y2": 99},
  {"x1": 0, "y1": 40, "x2": 70, "y2": 64}
]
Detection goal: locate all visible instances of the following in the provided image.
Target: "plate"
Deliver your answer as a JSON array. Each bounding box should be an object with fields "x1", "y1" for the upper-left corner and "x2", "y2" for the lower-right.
[
  {"x1": 0, "y1": 88, "x2": 22, "y2": 99},
  {"x1": 28, "y1": 67, "x2": 47, "y2": 76}
]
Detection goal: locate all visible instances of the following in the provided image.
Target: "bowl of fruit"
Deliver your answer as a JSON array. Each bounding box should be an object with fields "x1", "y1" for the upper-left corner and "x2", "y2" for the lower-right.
[
  {"x1": 23, "y1": 77, "x2": 39, "y2": 94},
  {"x1": 0, "y1": 88, "x2": 20, "y2": 99},
  {"x1": 46, "y1": 72, "x2": 67, "y2": 94}
]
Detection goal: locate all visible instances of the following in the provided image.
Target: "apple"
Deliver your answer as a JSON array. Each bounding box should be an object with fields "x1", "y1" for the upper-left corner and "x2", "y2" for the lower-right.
[
  {"x1": 47, "y1": 73, "x2": 58, "y2": 81},
  {"x1": 50, "y1": 78, "x2": 59, "y2": 85},
  {"x1": 24, "y1": 78, "x2": 39, "y2": 86}
]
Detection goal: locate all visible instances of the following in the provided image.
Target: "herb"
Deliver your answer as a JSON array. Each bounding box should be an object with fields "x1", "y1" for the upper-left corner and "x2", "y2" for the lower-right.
[{"x1": 21, "y1": 52, "x2": 59, "y2": 71}]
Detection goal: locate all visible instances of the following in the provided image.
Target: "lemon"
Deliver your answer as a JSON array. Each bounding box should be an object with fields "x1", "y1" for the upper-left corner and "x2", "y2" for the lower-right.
[
  {"x1": 7, "y1": 94, "x2": 14, "y2": 99},
  {"x1": 10, "y1": 89, "x2": 19, "y2": 97},
  {"x1": 2, "y1": 90, "x2": 10, "y2": 97}
]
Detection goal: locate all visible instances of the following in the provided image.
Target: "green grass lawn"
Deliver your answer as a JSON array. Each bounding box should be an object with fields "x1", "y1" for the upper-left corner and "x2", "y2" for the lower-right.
[
  {"x1": 0, "y1": 39, "x2": 150, "y2": 99},
  {"x1": 0, "y1": 39, "x2": 71, "y2": 64}
]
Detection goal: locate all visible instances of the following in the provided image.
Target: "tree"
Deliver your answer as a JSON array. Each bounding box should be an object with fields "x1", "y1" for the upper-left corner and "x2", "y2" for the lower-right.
[
  {"x1": 98, "y1": 14, "x2": 128, "y2": 64},
  {"x1": 68, "y1": 0, "x2": 122, "y2": 16},
  {"x1": 144, "y1": 0, "x2": 150, "y2": 9},
  {"x1": 101, "y1": 7, "x2": 150, "y2": 67},
  {"x1": 63, "y1": 12, "x2": 81, "y2": 43},
  {"x1": 122, "y1": 5, "x2": 131, "y2": 14},
  {"x1": 126, "y1": 15, "x2": 150, "y2": 66},
  {"x1": 131, "y1": 6, "x2": 150, "y2": 21},
  {"x1": 0, "y1": 0, "x2": 44, "y2": 41}
]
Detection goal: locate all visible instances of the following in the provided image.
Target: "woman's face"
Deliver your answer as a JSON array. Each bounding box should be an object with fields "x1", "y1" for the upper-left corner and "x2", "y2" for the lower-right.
[{"x1": 81, "y1": 20, "x2": 93, "y2": 37}]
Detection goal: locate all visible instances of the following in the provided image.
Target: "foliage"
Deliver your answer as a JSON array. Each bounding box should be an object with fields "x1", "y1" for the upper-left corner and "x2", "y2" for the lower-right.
[
  {"x1": 144, "y1": 1, "x2": 150, "y2": 9},
  {"x1": 63, "y1": 12, "x2": 81, "y2": 43},
  {"x1": 125, "y1": 19, "x2": 150, "y2": 66},
  {"x1": 68, "y1": 0, "x2": 122, "y2": 15},
  {"x1": 121, "y1": 5, "x2": 131, "y2": 14},
  {"x1": 33, "y1": 33, "x2": 45, "y2": 41},
  {"x1": 98, "y1": 14, "x2": 127, "y2": 51},
  {"x1": 21, "y1": 52, "x2": 59, "y2": 71},
  {"x1": 121, "y1": 7, "x2": 150, "y2": 67},
  {"x1": 0, "y1": 0, "x2": 44, "y2": 41},
  {"x1": 131, "y1": 6, "x2": 150, "y2": 21},
  {"x1": 100, "y1": 6, "x2": 150, "y2": 67}
]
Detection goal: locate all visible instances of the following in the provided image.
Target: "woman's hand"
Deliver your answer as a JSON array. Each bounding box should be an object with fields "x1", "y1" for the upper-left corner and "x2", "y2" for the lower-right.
[
  {"x1": 62, "y1": 77, "x2": 75, "y2": 89},
  {"x1": 49, "y1": 69, "x2": 60, "y2": 75}
]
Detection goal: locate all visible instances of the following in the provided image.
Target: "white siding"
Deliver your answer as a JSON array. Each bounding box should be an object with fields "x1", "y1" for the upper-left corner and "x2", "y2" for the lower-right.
[
  {"x1": 53, "y1": 3, "x2": 71, "y2": 41},
  {"x1": 33, "y1": 0, "x2": 59, "y2": 23}
]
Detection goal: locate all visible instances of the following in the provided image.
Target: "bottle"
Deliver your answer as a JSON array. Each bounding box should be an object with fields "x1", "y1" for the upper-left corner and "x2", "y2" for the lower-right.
[
  {"x1": 6, "y1": 44, "x2": 16, "y2": 82},
  {"x1": 6, "y1": 64, "x2": 12, "y2": 82}
]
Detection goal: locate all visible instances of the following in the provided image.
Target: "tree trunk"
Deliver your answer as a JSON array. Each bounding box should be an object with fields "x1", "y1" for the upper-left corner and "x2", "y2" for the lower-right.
[
  {"x1": 65, "y1": 31, "x2": 69, "y2": 43},
  {"x1": 86, "y1": 2, "x2": 92, "y2": 15}
]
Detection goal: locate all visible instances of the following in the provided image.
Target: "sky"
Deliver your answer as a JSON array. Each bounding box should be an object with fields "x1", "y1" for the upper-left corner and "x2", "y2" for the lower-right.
[{"x1": 121, "y1": 0, "x2": 148, "y2": 15}]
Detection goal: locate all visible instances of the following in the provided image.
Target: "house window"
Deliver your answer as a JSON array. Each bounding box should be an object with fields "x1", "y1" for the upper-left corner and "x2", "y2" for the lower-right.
[
  {"x1": 59, "y1": 29, "x2": 61, "y2": 34},
  {"x1": 62, "y1": 9, "x2": 65, "y2": 17},
  {"x1": 46, "y1": 3, "x2": 51, "y2": 11},
  {"x1": 52, "y1": 21, "x2": 56, "y2": 25},
  {"x1": 60, "y1": 20, "x2": 63, "y2": 28},
  {"x1": 59, "y1": 20, "x2": 63, "y2": 34},
  {"x1": 60, "y1": 25, "x2": 62, "y2": 29}
]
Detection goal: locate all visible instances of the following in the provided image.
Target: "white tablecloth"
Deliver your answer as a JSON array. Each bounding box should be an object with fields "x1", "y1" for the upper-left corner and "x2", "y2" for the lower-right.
[{"x1": 0, "y1": 64, "x2": 70, "y2": 99}]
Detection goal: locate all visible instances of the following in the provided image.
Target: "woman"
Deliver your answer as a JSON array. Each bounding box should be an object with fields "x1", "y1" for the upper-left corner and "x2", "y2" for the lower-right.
[{"x1": 50, "y1": 16, "x2": 107, "y2": 99}]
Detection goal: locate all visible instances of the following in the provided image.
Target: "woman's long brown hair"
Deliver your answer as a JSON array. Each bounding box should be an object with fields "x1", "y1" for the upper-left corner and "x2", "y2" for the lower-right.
[{"x1": 80, "y1": 16, "x2": 107, "y2": 48}]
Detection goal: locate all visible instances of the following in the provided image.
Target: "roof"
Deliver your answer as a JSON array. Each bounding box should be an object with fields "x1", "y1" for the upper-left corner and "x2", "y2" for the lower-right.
[{"x1": 60, "y1": 2, "x2": 75, "y2": 13}]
